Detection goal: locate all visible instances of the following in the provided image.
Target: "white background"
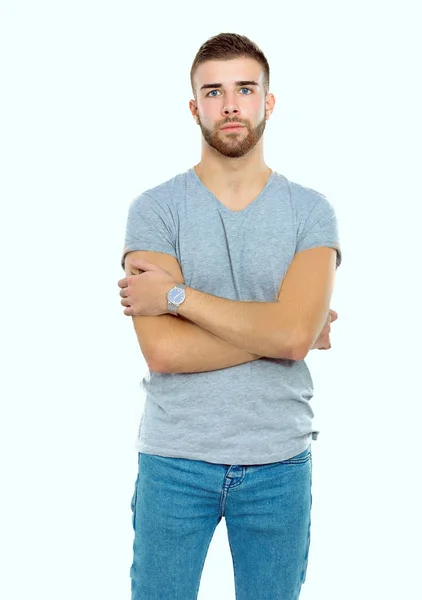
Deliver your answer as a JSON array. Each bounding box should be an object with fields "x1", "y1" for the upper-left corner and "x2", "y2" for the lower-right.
[{"x1": 1, "y1": 1, "x2": 421, "y2": 598}]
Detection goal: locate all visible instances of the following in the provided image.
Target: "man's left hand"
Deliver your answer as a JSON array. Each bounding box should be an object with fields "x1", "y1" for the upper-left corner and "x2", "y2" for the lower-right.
[{"x1": 117, "y1": 258, "x2": 177, "y2": 317}]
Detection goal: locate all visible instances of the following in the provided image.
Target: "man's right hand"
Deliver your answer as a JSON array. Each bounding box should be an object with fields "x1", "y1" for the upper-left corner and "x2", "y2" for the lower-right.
[{"x1": 312, "y1": 309, "x2": 338, "y2": 351}]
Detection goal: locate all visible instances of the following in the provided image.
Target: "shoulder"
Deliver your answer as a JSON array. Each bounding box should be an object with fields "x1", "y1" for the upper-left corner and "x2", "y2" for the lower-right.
[
  {"x1": 129, "y1": 170, "x2": 190, "y2": 210},
  {"x1": 276, "y1": 174, "x2": 336, "y2": 220},
  {"x1": 143, "y1": 170, "x2": 189, "y2": 198},
  {"x1": 285, "y1": 175, "x2": 329, "y2": 207}
]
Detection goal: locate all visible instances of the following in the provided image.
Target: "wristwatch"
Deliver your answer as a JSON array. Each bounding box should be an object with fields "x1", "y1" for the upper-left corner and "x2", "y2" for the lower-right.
[{"x1": 167, "y1": 284, "x2": 187, "y2": 316}]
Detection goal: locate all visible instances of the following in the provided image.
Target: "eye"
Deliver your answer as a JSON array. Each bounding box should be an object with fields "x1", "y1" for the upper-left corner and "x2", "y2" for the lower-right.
[
  {"x1": 207, "y1": 89, "x2": 220, "y2": 97},
  {"x1": 239, "y1": 87, "x2": 252, "y2": 94}
]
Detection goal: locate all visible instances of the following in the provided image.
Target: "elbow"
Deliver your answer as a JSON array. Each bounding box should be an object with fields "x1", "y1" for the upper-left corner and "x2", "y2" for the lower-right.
[
  {"x1": 290, "y1": 336, "x2": 314, "y2": 361},
  {"x1": 144, "y1": 346, "x2": 168, "y2": 374},
  {"x1": 274, "y1": 343, "x2": 307, "y2": 362},
  {"x1": 146, "y1": 341, "x2": 180, "y2": 374},
  {"x1": 146, "y1": 357, "x2": 169, "y2": 373},
  {"x1": 281, "y1": 333, "x2": 310, "y2": 362},
  {"x1": 290, "y1": 345, "x2": 309, "y2": 362},
  {"x1": 148, "y1": 359, "x2": 168, "y2": 373}
]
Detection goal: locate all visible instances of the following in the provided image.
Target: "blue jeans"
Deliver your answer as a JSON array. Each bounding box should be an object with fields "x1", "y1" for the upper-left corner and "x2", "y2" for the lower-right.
[{"x1": 130, "y1": 446, "x2": 313, "y2": 599}]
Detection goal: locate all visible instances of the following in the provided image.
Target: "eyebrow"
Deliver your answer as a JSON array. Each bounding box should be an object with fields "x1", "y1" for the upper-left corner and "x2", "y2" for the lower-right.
[{"x1": 200, "y1": 80, "x2": 260, "y2": 91}]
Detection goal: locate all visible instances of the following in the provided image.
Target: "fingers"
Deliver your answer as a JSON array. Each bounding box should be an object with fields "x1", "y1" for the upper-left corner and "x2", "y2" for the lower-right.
[{"x1": 329, "y1": 309, "x2": 338, "y2": 322}]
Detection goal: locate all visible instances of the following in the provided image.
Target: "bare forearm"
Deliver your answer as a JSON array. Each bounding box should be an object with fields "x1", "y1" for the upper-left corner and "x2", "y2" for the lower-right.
[
  {"x1": 177, "y1": 287, "x2": 296, "y2": 360},
  {"x1": 155, "y1": 315, "x2": 263, "y2": 374}
]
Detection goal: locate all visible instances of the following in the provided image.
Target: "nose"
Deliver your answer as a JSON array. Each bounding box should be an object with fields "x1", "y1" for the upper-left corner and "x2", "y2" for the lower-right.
[
  {"x1": 222, "y1": 98, "x2": 240, "y2": 117},
  {"x1": 222, "y1": 105, "x2": 240, "y2": 116}
]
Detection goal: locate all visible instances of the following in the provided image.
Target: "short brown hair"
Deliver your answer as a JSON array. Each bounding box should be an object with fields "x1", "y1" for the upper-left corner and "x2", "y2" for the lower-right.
[{"x1": 190, "y1": 33, "x2": 270, "y2": 96}]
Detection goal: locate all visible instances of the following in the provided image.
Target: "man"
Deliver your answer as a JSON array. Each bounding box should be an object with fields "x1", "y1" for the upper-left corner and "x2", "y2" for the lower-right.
[{"x1": 118, "y1": 32, "x2": 341, "y2": 600}]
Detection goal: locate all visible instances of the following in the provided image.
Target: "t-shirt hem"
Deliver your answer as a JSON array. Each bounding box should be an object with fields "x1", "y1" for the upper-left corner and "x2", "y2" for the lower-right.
[
  {"x1": 135, "y1": 437, "x2": 315, "y2": 465},
  {"x1": 121, "y1": 245, "x2": 178, "y2": 269},
  {"x1": 296, "y1": 240, "x2": 342, "y2": 268}
]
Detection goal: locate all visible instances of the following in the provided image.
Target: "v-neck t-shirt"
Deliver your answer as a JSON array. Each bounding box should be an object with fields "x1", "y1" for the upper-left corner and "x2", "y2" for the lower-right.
[{"x1": 121, "y1": 167, "x2": 342, "y2": 465}]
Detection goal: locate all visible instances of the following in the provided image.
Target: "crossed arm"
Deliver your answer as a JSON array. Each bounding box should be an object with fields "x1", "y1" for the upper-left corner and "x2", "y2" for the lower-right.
[{"x1": 125, "y1": 246, "x2": 337, "y2": 374}]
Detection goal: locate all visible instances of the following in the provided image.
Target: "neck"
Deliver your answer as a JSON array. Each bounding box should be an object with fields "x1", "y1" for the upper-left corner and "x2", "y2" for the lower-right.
[{"x1": 194, "y1": 140, "x2": 271, "y2": 194}]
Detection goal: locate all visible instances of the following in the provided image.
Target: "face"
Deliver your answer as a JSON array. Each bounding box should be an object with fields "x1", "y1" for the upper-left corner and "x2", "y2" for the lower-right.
[{"x1": 190, "y1": 57, "x2": 275, "y2": 158}]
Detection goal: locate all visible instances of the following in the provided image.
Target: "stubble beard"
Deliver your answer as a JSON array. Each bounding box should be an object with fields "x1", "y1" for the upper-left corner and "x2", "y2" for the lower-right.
[{"x1": 197, "y1": 115, "x2": 267, "y2": 158}]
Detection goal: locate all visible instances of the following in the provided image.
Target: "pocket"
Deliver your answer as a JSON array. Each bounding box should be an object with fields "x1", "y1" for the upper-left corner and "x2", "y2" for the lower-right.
[
  {"x1": 130, "y1": 471, "x2": 139, "y2": 530},
  {"x1": 280, "y1": 446, "x2": 311, "y2": 465}
]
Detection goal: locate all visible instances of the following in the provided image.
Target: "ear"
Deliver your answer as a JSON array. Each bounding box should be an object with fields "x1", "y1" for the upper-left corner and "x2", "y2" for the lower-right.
[
  {"x1": 189, "y1": 99, "x2": 199, "y2": 123},
  {"x1": 265, "y1": 93, "x2": 276, "y2": 120}
]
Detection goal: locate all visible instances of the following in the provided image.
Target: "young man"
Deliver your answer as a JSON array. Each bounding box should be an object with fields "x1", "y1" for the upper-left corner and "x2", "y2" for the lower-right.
[{"x1": 118, "y1": 33, "x2": 341, "y2": 600}]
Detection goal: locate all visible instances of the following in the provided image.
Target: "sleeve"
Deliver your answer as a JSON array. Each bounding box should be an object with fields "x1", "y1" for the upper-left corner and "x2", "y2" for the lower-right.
[
  {"x1": 120, "y1": 192, "x2": 177, "y2": 270},
  {"x1": 295, "y1": 194, "x2": 342, "y2": 269}
]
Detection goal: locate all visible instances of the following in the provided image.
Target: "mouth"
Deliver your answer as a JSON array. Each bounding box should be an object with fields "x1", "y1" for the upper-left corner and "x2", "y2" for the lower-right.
[{"x1": 220, "y1": 124, "x2": 246, "y2": 131}]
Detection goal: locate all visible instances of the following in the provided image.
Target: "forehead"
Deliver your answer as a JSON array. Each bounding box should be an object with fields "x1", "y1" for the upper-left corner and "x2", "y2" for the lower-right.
[{"x1": 194, "y1": 57, "x2": 265, "y2": 89}]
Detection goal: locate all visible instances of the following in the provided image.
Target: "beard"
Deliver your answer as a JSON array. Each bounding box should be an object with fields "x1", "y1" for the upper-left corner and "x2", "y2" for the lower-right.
[{"x1": 197, "y1": 114, "x2": 266, "y2": 158}]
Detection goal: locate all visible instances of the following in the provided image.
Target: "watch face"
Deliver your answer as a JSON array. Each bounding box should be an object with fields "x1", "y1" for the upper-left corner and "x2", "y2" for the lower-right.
[{"x1": 169, "y1": 287, "x2": 185, "y2": 304}]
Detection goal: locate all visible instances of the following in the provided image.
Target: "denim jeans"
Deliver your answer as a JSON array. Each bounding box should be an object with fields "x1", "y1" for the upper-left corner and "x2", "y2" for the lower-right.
[{"x1": 130, "y1": 445, "x2": 312, "y2": 600}]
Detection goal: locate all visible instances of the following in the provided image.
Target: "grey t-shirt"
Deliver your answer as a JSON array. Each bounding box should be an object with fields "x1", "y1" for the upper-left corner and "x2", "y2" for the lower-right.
[{"x1": 121, "y1": 167, "x2": 342, "y2": 465}]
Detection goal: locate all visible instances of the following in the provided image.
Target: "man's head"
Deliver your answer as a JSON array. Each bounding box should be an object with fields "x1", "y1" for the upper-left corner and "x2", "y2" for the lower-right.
[{"x1": 189, "y1": 33, "x2": 275, "y2": 158}]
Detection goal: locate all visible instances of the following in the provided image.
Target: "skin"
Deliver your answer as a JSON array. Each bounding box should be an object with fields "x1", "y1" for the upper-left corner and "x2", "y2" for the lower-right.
[
  {"x1": 188, "y1": 57, "x2": 276, "y2": 209},
  {"x1": 117, "y1": 56, "x2": 337, "y2": 351}
]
